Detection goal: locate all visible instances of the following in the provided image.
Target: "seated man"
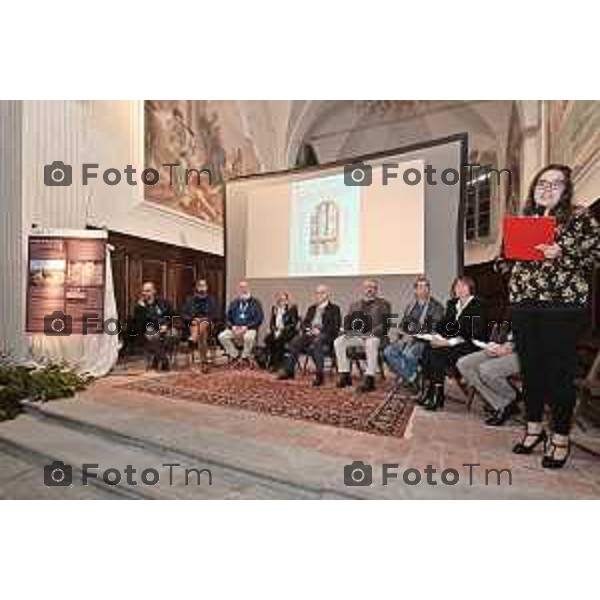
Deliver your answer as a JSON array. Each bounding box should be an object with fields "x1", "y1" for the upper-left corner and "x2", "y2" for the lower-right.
[
  {"x1": 218, "y1": 280, "x2": 264, "y2": 366},
  {"x1": 278, "y1": 285, "x2": 341, "y2": 387},
  {"x1": 421, "y1": 276, "x2": 486, "y2": 410},
  {"x1": 181, "y1": 278, "x2": 219, "y2": 371},
  {"x1": 457, "y1": 332, "x2": 520, "y2": 426},
  {"x1": 133, "y1": 281, "x2": 177, "y2": 371},
  {"x1": 263, "y1": 291, "x2": 299, "y2": 371},
  {"x1": 384, "y1": 276, "x2": 445, "y2": 389},
  {"x1": 335, "y1": 279, "x2": 391, "y2": 393}
]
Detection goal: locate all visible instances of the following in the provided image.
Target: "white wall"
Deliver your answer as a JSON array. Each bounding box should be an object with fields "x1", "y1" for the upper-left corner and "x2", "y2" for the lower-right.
[
  {"x1": 0, "y1": 101, "x2": 27, "y2": 358},
  {"x1": 0, "y1": 100, "x2": 225, "y2": 360},
  {"x1": 22, "y1": 100, "x2": 224, "y2": 254}
]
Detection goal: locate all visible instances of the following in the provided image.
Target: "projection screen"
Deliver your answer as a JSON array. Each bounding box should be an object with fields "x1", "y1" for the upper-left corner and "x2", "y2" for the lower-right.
[{"x1": 226, "y1": 134, "x2": 467, "y2": 327}]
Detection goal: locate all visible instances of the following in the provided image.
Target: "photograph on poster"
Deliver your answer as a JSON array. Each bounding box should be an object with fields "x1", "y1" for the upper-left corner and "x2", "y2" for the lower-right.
[{"x1": 28, "y1": 259, "x2": 66, "y2": 287}]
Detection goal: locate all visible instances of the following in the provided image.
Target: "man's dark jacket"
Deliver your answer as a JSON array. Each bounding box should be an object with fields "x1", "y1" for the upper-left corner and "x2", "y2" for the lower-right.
[{"x1": 301, "y1": 302, "x2": 342, "y2": 342}]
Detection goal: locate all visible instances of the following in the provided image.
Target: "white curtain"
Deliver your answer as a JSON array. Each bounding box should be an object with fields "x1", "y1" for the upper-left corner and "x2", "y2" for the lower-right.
[{"x1": 29, "y1": 240, "x2": 120, "y2": 378}]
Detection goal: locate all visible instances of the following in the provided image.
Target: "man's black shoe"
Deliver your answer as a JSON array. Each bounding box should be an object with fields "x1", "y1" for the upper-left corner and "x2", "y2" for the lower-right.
[
  {"x1": 227, "y1": 356, "x2": 240, "y2": 368},
  {"x1": 357, "y1": 375, "x2": 376, "y2": 393},
  {"x1": 417, "y1": 383, "x2": 432, "y2": 406},
  {"x1": 482, "y1": 402, "x2": 496, "y2": 415},
  {"x1": 423, "y1": 384, "x2": 445, "y2": 410},
  {"x1": 484, "y1": 404, "x2": 512, "y2": 426},
  {"x1": 336, "y1": 373, "x2": 352, "y2": 388},
  {"x1": 277, "y1": 370, "x2": 295, "y2": 380},
  {"x1": 312, "y1": 372, "x2": 324, "y2": 387}
]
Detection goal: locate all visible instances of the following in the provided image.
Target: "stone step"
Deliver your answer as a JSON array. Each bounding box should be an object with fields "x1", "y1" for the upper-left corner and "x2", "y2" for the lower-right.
[
  {"x1": 0, "y1": 403, "x2": 355, "y2": 499},
  {"x1": 0, "y1": 435, "x2": 134, "y2": 500},
  {"x1": 21, "y1": 398, "x2": 364, "y2": 498}
]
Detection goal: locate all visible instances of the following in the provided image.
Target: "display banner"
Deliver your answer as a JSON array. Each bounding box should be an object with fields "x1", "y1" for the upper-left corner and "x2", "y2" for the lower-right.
[{"x1": 27, "y1": 235, "x2": 106, "y2": 335}]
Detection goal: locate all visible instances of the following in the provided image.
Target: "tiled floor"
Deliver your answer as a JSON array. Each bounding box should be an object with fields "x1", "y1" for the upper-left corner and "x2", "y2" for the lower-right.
[{"x1": 1, "y1": 366, "x2": 599, "y2": 499}]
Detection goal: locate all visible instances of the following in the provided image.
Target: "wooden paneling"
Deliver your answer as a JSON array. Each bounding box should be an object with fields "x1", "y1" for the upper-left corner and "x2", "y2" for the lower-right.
[
  {"x1": 592, "y1": 266, "x2": 600, "y2": 335},
  {"x1": 142, "y1": 259, "x2": 166, "y2": 297},
  {"x1": 168, "y1": 262, "x2": 196, "y2": 313},
  {"x1": 590, "y1": 199, "x2": 600, "y2": 335},
  {"x1": 108, "y1": 231, "x2": 224, "y2": 323},
  {"x1": 465, "y1": 261, "x2": 509, "y2": 324}
]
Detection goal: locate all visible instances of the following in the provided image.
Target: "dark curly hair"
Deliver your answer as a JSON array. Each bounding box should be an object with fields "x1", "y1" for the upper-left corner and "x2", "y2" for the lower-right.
[{"x1": 522, "y1": 164, "x2": 573, "y2": 223}]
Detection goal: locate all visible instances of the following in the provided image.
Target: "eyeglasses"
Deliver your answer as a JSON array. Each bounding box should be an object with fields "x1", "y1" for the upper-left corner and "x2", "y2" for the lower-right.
[{"x1": 536, "y1": 179, "x2": 565, "y2": 191}]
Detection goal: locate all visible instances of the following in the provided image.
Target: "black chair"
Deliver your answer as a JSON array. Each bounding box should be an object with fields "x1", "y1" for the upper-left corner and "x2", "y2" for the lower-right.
[
  {"x1": 216, "y1": 323, "x2": 262, "y2": 366},
  {"x1": 346, "y1": 337, "x2": 389, "y2": 379},
  {"x1": 417, "y1": 362, "x2": 475, "y2": 410},
  {"x1": 299, "y1": 344, "x2": 337, "y2": 376},
  {"x1": 174, "y1": 319, "x2": 224, "y2": 368}
]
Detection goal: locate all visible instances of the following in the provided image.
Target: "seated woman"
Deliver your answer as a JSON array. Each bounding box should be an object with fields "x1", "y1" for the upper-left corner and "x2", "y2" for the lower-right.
[
  {"x1": 263, "y1": 291, "x2": 299, "y2": 371},
  {"x1": 420, "y1": 276, "x2": 486, "y2": 411}
]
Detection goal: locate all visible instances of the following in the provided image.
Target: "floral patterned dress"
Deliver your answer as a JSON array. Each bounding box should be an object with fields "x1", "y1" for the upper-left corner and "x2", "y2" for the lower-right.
[{"x1": 505, "y1": 208, "x2": 600, "y2": 307}]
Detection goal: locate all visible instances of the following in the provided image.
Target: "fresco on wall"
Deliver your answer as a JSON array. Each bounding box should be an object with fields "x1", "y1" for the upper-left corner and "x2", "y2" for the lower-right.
[
  {"x1": 144, "y1": 100, "x2": 260, "y2": 226},
  {"x1": 547, "y1": 100, "x2": 600, "y2": 183}
]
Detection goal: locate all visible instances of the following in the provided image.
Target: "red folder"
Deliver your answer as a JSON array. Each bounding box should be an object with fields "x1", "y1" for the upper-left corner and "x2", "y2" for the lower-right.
[{"x1": 503, "y1": 216, "x2": 556, "y2": 260}]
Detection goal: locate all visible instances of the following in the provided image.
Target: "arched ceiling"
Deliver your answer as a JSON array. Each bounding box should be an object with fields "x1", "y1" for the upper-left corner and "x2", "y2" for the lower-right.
[
  {"x1": 204, "y1": 100, "x2": 536, "y2": 173},
  {"x1": 283, "y1": 100, "x2": 517, "y2": 166}
]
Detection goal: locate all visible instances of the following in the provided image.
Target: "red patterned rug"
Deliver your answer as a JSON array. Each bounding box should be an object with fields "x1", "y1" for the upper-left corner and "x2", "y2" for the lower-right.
[{"x1": 121, "y1": 367, "x2": 415, "y2": 438}]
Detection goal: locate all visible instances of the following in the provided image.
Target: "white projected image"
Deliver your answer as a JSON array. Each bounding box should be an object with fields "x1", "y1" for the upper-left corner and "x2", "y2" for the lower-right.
[
  {"x1": 289, "y1": 175, "x2": 360, "y2": 276},
  {"x1": 241, "y1": 156, "x2": 428, "y2": 279}
]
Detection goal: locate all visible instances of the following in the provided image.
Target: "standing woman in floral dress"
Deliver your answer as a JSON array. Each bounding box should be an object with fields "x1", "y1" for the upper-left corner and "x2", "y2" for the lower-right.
[{"x1": 503, "y1": 164, "x2": 600, "y2": 468}]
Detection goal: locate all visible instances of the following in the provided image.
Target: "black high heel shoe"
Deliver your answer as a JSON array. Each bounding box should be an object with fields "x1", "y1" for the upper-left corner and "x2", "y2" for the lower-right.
[
  {"x1": 512, "y1": 428, "x2": 547, "y2": 455},
  {"x1": 423, "y1": 384, "x2": 445, "y2": 411},
  {"x1": 416, "y1": 382, "x2": 432, "y2": 406},
  {"x1": 542, "y1": 438, "x2": 570, "y2": 469}
]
